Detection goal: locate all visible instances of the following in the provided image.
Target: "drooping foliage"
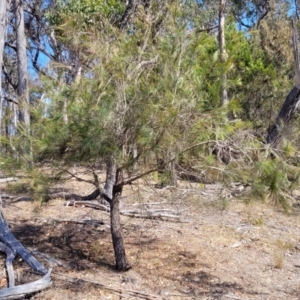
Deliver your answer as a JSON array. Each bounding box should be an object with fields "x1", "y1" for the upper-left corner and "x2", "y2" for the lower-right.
[{"x1": 1, "y1": 0, "x2": 300, "y2": 210}]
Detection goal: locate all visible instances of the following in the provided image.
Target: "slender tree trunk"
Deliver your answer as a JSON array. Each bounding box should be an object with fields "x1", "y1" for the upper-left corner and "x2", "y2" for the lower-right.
[
  {"x1": 15, "y1": 0, "x2": 30, "y2": 125},
  {"x1": 132, "y1": 141, "x2": 138, "y2": 174},
  {"x1": 0, "y1": 0, "x2": 7, "y2": 147},
  {"x1": 104, "y1": 158, "x2": 130, "y2": 271},
  {"x1": 219, "y1": 0, "x2": 228, "y2": 106},
  {"x1": 110, "y1": 191, "x2": 130, "y2": 271}
]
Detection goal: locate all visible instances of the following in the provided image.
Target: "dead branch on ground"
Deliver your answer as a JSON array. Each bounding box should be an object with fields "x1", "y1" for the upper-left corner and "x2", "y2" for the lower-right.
[
  {"x1": 0, "y1": 269, "x2": 52, "y2": 300},
  {"x1": 0, "y1": 214, "x2": 51, "y2": 298}
]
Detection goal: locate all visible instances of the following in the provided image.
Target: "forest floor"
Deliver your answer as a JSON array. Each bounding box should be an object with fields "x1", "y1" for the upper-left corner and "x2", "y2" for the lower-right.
[{"x1": 1, "y1": 169, "x2": 300, "y2": 300}]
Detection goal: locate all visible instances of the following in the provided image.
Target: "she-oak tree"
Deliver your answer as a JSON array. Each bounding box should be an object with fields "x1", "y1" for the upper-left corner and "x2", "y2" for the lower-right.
[
  {"x1": 1, "y1": 0, "x2": 300, "y2": 286},
  {"x1": 7, "y1": 0, "x2": 207, "y2": 272}
]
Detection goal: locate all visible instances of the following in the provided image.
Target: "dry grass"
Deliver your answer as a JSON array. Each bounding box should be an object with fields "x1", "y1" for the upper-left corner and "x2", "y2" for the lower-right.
[{"x1": 1, "y1": 174, "x2": 300, "y2": 299}]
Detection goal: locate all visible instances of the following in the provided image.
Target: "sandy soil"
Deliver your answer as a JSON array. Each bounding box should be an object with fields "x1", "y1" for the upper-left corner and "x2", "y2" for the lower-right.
[{"x1": 1, "y1": 173, "x2": 300, "y2": 300}]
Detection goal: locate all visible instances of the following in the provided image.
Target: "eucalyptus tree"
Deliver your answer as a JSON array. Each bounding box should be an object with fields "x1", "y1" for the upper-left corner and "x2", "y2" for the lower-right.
[
  {"x1": 15, "y1": 0, "x2": 30, "y2": 125},
  {"x1": 0, "y1": 0, "x2": 7, "y2": 140}
]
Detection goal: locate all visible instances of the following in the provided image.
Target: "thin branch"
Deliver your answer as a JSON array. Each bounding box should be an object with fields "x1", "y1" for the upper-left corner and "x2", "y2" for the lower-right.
[
  {"x1": 129, "y1": 56, "x2": 159, "y2": 80},
  {"x1": 3, "y1": 65, "x2": 17, "y2": 90},
  {"x1": 195, "y1": 24, "x2": 218, "y2": 33},
  {"x1": 3, "y1": 96, "x2": 18, "y2": 105},
  {"x1": 256, "y1": 9, "x2": 269, "y2": 28},
  {"x1": 4, "y1": 42, "x2": 17, "y2": 52},
  {"x1": 121, "y1": 140, "x2": 217, "y2": 186},
  {"x1": 31, "y1": 42, "x2": 55, "y2": 61},
  {"x1": 61, "y1": 169, "x2": 99, "y2": 187},
  {"x1": 66, "y1": 201, "x2": 110, "y2": 211},
  {"x1": 234, "y1": 15, "x2": 252, "y2": 29}
]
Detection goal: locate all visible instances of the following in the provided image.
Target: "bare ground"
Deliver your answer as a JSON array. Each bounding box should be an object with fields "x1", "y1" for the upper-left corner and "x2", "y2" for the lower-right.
[{"x1": 1, "y1": 172, "x2": 300, "y2": 300}]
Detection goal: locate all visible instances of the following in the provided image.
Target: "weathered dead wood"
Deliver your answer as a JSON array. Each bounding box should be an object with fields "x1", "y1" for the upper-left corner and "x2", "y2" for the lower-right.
[
  {"x1": 66, "y1": 198, "x2": 181, "y2": 220},
  {"x1": 132, "y1": 201, "x2": 167, "y2": 206},
  {"x1": 0, "y1": 242, "x2": 15, "y2": 287},
  {"x1": 120, "y1": 212, "x2": 181, "y2": 220},
  {"x1": 0, "y1": 215, "x2": 47, "y2": 275},
  {"x1": 38, "y1": 217, "x2": 105, "y2": 226},
  {"x1": 66, "y1": 200, "x2": 110, "y2": 211},
  {"x1": 11, "y1": 195, "x2": 31, "y2": 202},
  {"x1": 121, "y1": 209, "x2": 179, "y2": 215},
  {"x1": 224, "y1": 294, "x2": 246, "y2": 300},
  {"x1": 66, "y1": 200, "x2": 181, "y2": 220},
  {"x1": 0, "y1": 269, "x2": 52, "y2": 300},
  {"x1": 3, "y1": 189, "x2": 102, "y2": 203}
]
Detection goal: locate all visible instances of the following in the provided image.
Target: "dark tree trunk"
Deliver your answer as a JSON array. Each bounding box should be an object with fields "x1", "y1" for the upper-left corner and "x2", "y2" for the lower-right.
[
  {"x1": 110, "y1": 190, "x2": 131, "y2": 271},
  {"x1": 266, "y1": 21, "x2": 300, "y2": 145},
  {"x1": 266, "y1": 86, "x2": 300, "y2": 144},
  {"x1": 104, "y1": 157, "x2": 130, "y2": 271}
]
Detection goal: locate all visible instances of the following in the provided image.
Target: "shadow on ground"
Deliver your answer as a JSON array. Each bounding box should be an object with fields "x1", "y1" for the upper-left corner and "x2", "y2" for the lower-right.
[{"x1": 11, "y1": 220, "x2": 115, "y2": 271}]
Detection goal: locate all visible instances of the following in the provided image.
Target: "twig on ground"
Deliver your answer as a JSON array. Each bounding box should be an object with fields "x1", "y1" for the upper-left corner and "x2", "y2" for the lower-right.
[
  {"x1": 66, "y1": 200, "x2": 110, "y2": 211},
  {"x1": 120, "y1": 211, "x2": 181, "y2": 220},
  {"x1": 37, "y1": 218, "x2": 105, "y2": 226}
]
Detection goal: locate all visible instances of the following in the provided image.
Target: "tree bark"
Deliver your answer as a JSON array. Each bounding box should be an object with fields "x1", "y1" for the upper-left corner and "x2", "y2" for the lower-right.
[
  {"x1": 0, "y1": 0, "x2": 7, "y2": 143},
  {"x1": 15, "y1": 0, "x2": 30, "y2": 125},
  {"x1": 266, "y1": 87, "x2": 300, "y2": 144},
  {"x1": 219, "y1": 0, "x2": 228, "y2": 106},
  {"x1": 110, "y1": 191, "x2": 131, "y2": 271},
  {"x1": 104, "y1": 158, "x2": 130, "y2": 271},
  {"x1": 266, "y1": 21, "x2": 300, "y2": 145}
]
